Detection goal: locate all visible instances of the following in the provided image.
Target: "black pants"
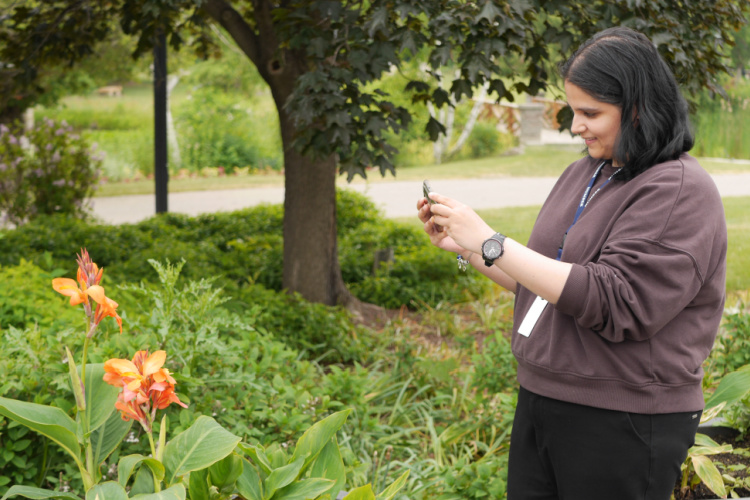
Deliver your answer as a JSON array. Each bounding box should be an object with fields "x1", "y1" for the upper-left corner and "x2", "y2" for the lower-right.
[{"x1": 507, "y1": 387, "x2": 701, "y2": 500}]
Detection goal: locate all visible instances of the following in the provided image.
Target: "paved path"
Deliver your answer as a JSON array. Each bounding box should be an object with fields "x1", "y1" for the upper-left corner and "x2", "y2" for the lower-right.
[{"x1": 91, "y1": 173, "x2": 750, "y2": 225}]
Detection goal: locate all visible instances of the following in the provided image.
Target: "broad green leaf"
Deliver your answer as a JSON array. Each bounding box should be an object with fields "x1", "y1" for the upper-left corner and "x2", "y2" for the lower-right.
[
  {"x1": 130, "y1": 467, "x2": 156, "y2": 496},
  {"x1": 91, "y1": 410, "x2": 132, "y2": 467},
  {"x1": 0, "y1": 397, "x2": 83, "y2": 468},
  {"x1": 263, "y1": 457, "x2": 305, "y2": 500},
  {"x1": 376, "y1": 471, "x2": 410, "y2": 500},
  {"x1": 130, "y1": 484, "x2": 186, "y2": 500},
  {"x1": 85, "y1": 481, "x2": 128, "y2": 500},
  {"x1": 81, "y1": 364, "x2": 120, "y2": 434},
  {"x1": 0, "y1": 485, "x2": 81, "y2": 500},
  {"x1": 272, "y1": 478, "x2": 334, "y2": 500},
  {"x1": 118, "y1": 454, "x2": 166, "y2": 486},
  {"x1": 236, "y1": 458, "x2": 263, "y2": 500},
  {"x1": 162, "y1": 416, "x2": 241, "y2": 486},
  {"x1": 343, "y1": 484, "x2": 376, "y2": 500},
  {"x1": 700, "y1": 402, "x2": 726, "y2": 424},
  {"x1": 690, "y1": 445, "x2": 733, "y2": 456},
  {"x1": 290, "y1": 410, "x2": 351, "y2": 474},
  {"x1": 208, "y1": 453, "x2": 243, "y2": 491},
  {"x1": 239, "y1": 443, "x2": 273, "y2": 475},
  {"x1": 705, "y1": 366, "x2": 750, "y2": 409},
  {"x1": 188, "y1": 468, "x2": 210, "y2": 500},
  {"x1": 693, "y1": 433, "x2": 722, "y2": 448},
  {"x1": 692, "y1": 455, "x2": 727, "y2": 498},
  {"x1": 310, "y1": 439, "x2": 345, "y2": 500}
]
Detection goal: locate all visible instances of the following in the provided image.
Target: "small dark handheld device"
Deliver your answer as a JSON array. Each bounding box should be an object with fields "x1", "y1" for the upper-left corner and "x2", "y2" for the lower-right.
[
  {"x1": 422, "y1": 180, "x2": 443, "y2": 231},
  {"x1": 422, "y1": 180, "x2": 436, "y2": 204}
]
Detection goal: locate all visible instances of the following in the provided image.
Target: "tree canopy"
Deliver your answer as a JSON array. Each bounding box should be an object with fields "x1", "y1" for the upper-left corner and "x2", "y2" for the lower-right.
[{"x1": 2, "y1": 0, "x2": 748, "y2": 306}]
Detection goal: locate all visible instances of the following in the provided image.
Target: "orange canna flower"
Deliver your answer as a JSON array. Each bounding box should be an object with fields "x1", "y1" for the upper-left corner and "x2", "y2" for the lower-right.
[
  {"x1": 104, "y1": 350, "x2": 187, "y2": 430},
  {"x1": 151, "y1": 385, "x2": 188, "y2": 410},
  {"x1": 52, "y1": 278, "x2": 88, "y2": 306},
  {"x1": 86, "y1": 285, "x2": 122, "y2": 334}
]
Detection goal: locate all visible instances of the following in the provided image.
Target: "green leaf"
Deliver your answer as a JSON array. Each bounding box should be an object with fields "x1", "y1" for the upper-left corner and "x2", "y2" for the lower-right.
[
  {"x1": 290, "y1": 410, "x2": 351, "y2": 474},
  {"x1": 188, "y1": 468, "x2": 210, "y2": 500},
  {"x1": 91, "y1": 409, "x2": 132, "y2": 467},
  {"x1": 263, "y1": 457, "x2": 305, "y2": 500},
  {"x1": 705, "y1": 366, "x2": 750, "y2": 409},
  {"x1": 694, "y1": 433, "x2": 722, "y2": 448},
  {"x1": 81, "y1": 364, "x2": 120, "y2": 434},
  {"x1": 690, "y1": 445, "x2": 733, "y2": 456},
  {"x1": 162, "y1": 416, "x2": 241, "y2": 486},
  {"x1": 84, "y1": 482, "x2": 128, "y2": 500},
  {"x1": 0, "y1": 486, "x2": 81, "y2": 500},
  {"x1": 310, "y1": 439, "x2": 345, "y2": 500},
  {"x1": 343, "y1": 484, "x2": 376, "y2": 500},
  {"x1": 208, "y1": 453, "x2": 243, "y2": 491},
  {"x1": 0, "y1": 397, "x2": 83, "y2": 468},
  {"x1": 239, "y1": 443, "x2": 272, "y2": 475},
  {"x1": 130, "y1": 467, "x2": 155, "y2": 496},
  {"x1": 475, "y1": 1, "x2": 503, "y2": 23},
  {"x1": 129, "y1": 484, "x2": 186, "y2": 500},
  {"x1": 692, "y1": 455, "x2": 727, "y2": 498},
  {"x1": 236, "y1": 458, "x2": 262, "y2": 500},
  {"x1": 118, "y1": 454, "x2": 166, "y2": 487},
  {"x1": 272, "y1": 478, "x2": 335, "y2": 500},
  {"x1": 376, "y1": 471, "x2": 410, "y2": 500}
]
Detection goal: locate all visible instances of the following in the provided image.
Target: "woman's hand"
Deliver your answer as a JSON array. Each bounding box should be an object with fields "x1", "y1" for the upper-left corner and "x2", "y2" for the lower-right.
[
  {"x1": 426, "y1": 192, "x2": 495, "y2": 253},
  {"x1": 417, "y1": 197, "x2": 464, "y2": 253}
]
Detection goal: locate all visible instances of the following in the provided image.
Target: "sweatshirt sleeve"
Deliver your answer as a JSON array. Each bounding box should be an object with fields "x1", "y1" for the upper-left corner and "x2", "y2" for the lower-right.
[
  {"x1": 554, "y1": 161, "x2": 724, "y2": 343},
  {"x1": 556, "y1": 240, "x2": 701, "y2": 342}
]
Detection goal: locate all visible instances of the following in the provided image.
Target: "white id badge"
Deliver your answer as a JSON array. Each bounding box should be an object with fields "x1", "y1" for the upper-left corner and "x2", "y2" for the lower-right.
[{"x1": 518, "y1": 296, "x2": 548, "y2": 337}]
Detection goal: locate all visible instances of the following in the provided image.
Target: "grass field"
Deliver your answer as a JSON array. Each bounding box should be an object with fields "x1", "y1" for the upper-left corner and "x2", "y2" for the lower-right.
[{"x1": 94, "y1": 145, "x2": 750, "y2": 197}]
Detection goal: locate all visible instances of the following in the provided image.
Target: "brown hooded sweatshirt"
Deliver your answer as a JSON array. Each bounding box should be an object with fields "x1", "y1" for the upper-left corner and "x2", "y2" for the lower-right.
[{"x1": 512, "y1": 153, "x2": 727, "y2": 414}]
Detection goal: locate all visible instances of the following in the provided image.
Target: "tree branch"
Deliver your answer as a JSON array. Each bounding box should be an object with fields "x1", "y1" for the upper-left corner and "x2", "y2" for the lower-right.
[{"x1": 201, "y1": 0, "x2": 263, "y2": 70}]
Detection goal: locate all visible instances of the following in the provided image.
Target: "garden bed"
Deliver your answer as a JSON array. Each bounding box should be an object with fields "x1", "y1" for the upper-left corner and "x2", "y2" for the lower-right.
[{"x1": 674, "y1": 424, "x2": 750, "y2": 499}]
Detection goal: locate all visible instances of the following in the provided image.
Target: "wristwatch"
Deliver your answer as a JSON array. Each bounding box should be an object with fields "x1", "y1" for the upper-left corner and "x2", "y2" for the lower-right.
[{"x1": 481, "y1": 233, "x2": 506, "y2": 267}]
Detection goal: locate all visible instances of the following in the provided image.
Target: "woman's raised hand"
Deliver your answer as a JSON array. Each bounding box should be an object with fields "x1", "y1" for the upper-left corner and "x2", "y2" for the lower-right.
[{"x1": 425, "y1": 192, "x2": 495, "y2": 254}]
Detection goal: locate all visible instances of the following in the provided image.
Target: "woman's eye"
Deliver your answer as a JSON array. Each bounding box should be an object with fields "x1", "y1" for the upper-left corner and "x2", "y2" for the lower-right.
[{"x1": 583, "y1": 112, "x2": 597, "y2": 118}]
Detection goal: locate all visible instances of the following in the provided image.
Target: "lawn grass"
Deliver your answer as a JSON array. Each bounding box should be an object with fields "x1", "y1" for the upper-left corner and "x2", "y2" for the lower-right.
[{"x1": 95, "y1": 145, "x2": 750, "y2": 197}]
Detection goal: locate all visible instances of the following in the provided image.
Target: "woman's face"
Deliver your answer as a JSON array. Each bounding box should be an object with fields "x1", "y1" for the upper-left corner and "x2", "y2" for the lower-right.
[{"x1": 564, "y1": 81, "x2": 623, "y2": 163}]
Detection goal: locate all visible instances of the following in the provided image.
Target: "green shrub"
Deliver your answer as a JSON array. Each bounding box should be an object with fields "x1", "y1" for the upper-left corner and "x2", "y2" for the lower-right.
[
  {"x1": 174, "y1": 88, "x2": 282, "y2": 173},
  {"x1": 0, "y1": 119, "x2": 102, "y2": 225}
]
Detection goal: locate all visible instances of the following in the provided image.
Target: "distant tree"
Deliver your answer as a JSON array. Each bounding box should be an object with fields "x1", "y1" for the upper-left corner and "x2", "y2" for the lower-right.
[{"x1": 2, "y1": 0, "x2": 748, "y2": 308}]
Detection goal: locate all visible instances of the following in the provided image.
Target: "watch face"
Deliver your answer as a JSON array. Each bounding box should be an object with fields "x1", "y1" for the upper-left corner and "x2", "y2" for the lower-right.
[{"x1": 484, "y1": 240, "x2": 501, "y2": 259}]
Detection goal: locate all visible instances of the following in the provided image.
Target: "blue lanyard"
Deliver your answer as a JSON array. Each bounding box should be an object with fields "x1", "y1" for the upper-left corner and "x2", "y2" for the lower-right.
[{"x1": 556, "y1": 162, "x2": 622, "y2": 261}]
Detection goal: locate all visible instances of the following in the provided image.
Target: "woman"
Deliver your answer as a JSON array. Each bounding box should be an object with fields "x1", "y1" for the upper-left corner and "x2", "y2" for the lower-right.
[{"x1": 417, "y1": 27, "x2": 727, "y2": 500}]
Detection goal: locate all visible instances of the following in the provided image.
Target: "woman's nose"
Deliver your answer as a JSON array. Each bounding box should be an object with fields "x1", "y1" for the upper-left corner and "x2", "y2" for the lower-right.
[{"x1": 571, "y1": 114, "x2": 585, "y2": 135}]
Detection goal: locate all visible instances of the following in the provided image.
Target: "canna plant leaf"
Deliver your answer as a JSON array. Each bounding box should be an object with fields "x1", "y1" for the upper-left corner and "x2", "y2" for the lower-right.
[
  {"x1": 0, "y1": 485, "x2": 81, "y2": 500},
  {"x1": 0, "y1": 397, "x2": 83, "y2": 469},
  {"x1": 84, "y1": 482, "x2": 128, "y2": 500},
  {"x1": 290, "y1": 409, "x2": 351, "y2": 474},
  {"x1": 691, "y1": 455, "x2": 727, "y2": 499},
  {"x1": 162, "y1": 416, "x2": 241, "y2": 486}
]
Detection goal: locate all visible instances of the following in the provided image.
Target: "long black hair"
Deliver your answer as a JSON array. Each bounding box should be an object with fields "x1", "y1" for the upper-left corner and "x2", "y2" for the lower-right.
[{"x1": 560, "y1": 27, "x2": 694, "y2": 181}]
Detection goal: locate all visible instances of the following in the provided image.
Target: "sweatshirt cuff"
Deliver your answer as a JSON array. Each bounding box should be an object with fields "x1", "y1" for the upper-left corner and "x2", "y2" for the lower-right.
[{"x1": 555, "y1": 263, "x2": 588, "y2": 317}]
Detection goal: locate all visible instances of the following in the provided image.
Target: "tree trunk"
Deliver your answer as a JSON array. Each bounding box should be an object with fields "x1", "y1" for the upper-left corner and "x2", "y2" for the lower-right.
[
  {"x1": 278, "y1": 109, "x2": 352, "y2": 306},
  {"x1": 203, "y1": 0, "x2": 359, "y2": 307}
]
